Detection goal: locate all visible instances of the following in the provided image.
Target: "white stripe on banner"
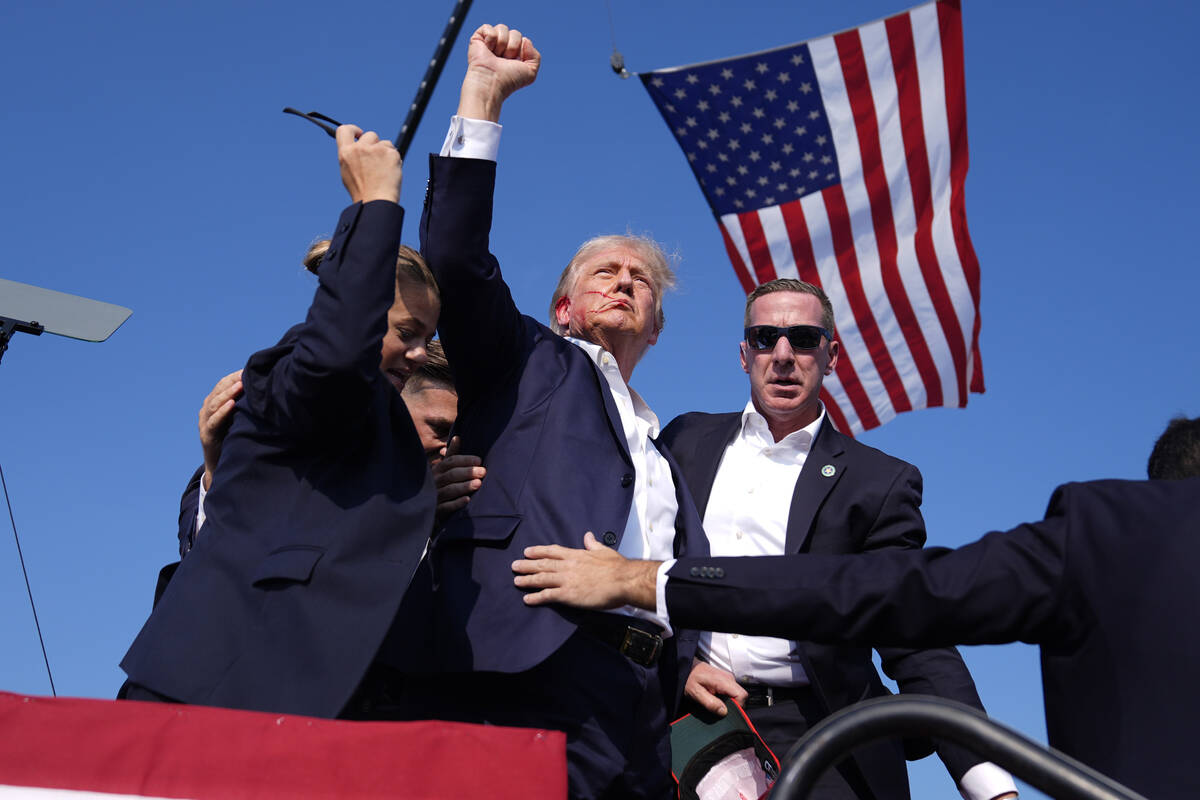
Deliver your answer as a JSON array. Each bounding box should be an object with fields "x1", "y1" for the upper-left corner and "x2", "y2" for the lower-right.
[
  {"x1": 810, "y1": 31, "x2": 901, "y2": 426},
  {"x1": 758, "y1": 206, "x2": 799, "y2": 280},
  {"x1": 798, "y1": 190, "x2": 868, "y2": 434},
  {"x1": 719, "y1": 213, "x2": 755, "y2": 281},
  {"x1": 911, "y1": 2, "x2": 976, "y2": 391},
  {"x1": 0, "y1": 787, "x2": 176, "y2": 799},
  {"x1": 858, "y1": 19, "x2": 930, "y2": 409},
  {"x1": 861, "y1": 17, "x2": 957, "y2": 409}
]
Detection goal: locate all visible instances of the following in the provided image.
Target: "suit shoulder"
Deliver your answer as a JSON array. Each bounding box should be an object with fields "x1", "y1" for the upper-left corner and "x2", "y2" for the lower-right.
[
  {"x1": 661, "y1": 411, "x2": 740, "y2": 448},
  {"x1": 830, "y1": 427, "x2": 919, "y2": 477}
]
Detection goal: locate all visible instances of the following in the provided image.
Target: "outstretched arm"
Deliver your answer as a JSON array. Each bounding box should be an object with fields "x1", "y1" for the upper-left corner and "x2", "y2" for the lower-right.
[
  {"x1": 513, "y1": 532, "x2": 660, "y2": 610},
  {"x1": 457, "y1": 23, "x2": 540, "y2": 122}
]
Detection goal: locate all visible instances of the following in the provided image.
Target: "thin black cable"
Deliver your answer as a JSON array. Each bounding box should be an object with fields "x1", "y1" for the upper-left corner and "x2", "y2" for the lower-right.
[{"x1": 0, "y1": 458, "x2": 56, "y2": 696}]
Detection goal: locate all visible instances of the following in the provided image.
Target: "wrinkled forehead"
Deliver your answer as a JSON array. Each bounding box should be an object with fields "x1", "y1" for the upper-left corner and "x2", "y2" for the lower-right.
[
  {"x1": 573, "y1": 246, "x2": 658, "y2": 289},
  {"x1": 747, "y1": 290, "x2": 825, "y2": 326}
]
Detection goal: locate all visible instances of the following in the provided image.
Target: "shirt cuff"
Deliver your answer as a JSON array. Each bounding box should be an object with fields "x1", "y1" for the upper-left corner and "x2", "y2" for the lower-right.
[
  {"x1": 440, "y1": 116, "x2": 502, "y2": 161},
  {"x1": 196, "y1": 476, "x2": 207, "y2": 534},
  {"x1": 655, "y1": 559, "x2": 676, "y2": 626},
  {"x1": 958, "y1": 762, "x2": 1018, "y2": 800}
]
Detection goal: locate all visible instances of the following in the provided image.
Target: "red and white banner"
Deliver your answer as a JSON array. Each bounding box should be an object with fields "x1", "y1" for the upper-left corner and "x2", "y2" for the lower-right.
[{"x1": 0, "y1": 691, "x2": 566, "y2": 798}]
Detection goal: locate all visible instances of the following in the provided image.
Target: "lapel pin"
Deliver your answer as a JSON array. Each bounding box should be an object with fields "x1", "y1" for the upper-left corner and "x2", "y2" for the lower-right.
[{"x1": 820, "y1": 464, "x2": 836, "y2": 477}]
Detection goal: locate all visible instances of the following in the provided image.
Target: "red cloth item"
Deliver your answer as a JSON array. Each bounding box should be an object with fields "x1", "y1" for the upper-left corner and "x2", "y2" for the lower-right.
[{"x1": 0, "y1": 691, "x2": 566, "y2": 798}]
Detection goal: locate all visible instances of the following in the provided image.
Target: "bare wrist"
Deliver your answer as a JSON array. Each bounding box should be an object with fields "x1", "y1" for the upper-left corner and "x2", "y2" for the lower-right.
[{"x1": 457, "y1": 70, "x2": 507, "y2": 122}]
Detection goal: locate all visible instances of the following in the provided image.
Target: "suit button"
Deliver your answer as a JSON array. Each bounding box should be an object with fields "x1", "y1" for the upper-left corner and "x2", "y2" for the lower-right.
[
  {"x1": 337, "y1": 221, "x2": 349, "y2": 233},
  {"x1": 621, "y1": 473, "x2": 634, "y2": 488},
  {"x1": 602, "y1": 531, "x2": 618, "y2": 546},
  {"x1": 715, "y1": 567, "x2": 725, "y2": 578},
  {"x1": 703, "y1": 567, "x2": 714, "y2": 578},
  {"x1": 690, "y1": 567, "x2": 700, "y2": 577}
]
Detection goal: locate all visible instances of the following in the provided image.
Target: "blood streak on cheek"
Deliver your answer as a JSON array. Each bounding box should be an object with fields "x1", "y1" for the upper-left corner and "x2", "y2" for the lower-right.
[{"x1": 581, "y1": 290, "x2": 625, "y2": 316}]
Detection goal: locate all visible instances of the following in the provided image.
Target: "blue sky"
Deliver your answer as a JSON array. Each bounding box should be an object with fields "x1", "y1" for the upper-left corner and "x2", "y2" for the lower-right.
[{"x1": 2, "y1": 1, "x2": 1197, "y2": 796}]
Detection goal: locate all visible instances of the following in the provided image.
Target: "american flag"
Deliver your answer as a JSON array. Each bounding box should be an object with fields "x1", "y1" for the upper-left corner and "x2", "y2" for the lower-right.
[{"x1": 641, "y1": 0, "x2": 983, "y2": 435}]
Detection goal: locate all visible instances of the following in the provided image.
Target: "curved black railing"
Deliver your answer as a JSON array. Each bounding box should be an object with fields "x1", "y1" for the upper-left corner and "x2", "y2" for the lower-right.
[{"x1": 769, "y1": 696, "x2": 1147, "y2": 800}]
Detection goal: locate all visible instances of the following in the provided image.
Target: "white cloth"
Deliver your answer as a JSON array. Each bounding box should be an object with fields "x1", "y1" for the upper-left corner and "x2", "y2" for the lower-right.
[
  {"x1": 196, "y1": 478, "x2": 207, "y2": 534},
  {"x1": 439, "y1": 116, "x2": 502, "y2": 160},
  {"x1": 698, "y1": 402, "x2": 823, "y2": 686}
]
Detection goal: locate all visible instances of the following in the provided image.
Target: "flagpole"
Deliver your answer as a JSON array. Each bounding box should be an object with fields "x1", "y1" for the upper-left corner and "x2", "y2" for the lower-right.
[{"x1": 394, "y1": 0, "x2": 475, "y2": 158}]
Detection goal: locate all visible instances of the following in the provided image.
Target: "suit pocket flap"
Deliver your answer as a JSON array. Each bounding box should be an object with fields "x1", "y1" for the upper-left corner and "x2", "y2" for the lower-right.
[
  {"x1": 251, "y1": 546, "x2": 325, "y2": 586},
  {"x1": 436, "y1": 514, "x2": 521, "y2": 546}
]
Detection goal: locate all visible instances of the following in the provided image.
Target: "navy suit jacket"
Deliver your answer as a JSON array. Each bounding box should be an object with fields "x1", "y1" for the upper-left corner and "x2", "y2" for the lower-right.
[
  {"x1": 666, "y1": 477, "x2": 1200, "y2": 797},
  {"x1": 661, "y1": 412, "x2": 990, "y2": 793},
  {"x1": 121, "y1": 201, "x2": 435, "y2": 718},
  {"x1": 410, "y1": 155, "x2": 708, "y2": 707}
]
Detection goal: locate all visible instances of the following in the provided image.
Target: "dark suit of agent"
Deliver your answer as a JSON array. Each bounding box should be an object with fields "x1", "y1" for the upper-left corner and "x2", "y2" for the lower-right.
[
  {"x1": 120, "y1": 126, "x2": 439, "y2": 718},
  {"x1": 663, "y1": 416, "x2": 1200, "y2": 798},
  {"x1": 396, "y1": 24, "x2": 708, "y2": 800},
  {"x1": 659, "y1": 280, "x2": 1013, "y2": 800},
  {"x1": 517, "y1": 418, "x2": 1200, "y2": 798}
]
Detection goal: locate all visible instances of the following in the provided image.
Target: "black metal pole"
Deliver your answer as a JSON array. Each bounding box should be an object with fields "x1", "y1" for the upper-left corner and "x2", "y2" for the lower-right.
[
  {"x1": 394, "y1": 0, "x2": 475, "y2": 159},
  {"x1": 0, "y1": 317, "x2": 44, "y2": 366},
  {"x1": 770, "y1": 696, "x2": 1148, "y2": 800}
]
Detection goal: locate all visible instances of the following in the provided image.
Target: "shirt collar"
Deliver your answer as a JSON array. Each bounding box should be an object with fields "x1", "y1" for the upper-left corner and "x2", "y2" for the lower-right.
[
  {"x1": 566, "y1": 336, "x2": 661, "y2": 437},
  {"x1": 739, "y1": 400, "x2": 824, "y2": 452}
]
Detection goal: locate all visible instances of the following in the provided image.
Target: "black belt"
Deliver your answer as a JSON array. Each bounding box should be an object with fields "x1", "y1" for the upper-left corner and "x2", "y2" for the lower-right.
[
  {"x1": 742, "y1": 683, "x2": 813, "y2": 709},
  {"x1": 577, "y1": 613, "x2": 664, "y2": 667}
]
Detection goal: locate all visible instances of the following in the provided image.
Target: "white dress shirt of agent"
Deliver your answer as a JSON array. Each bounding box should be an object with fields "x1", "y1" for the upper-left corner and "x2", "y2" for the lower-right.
[{"x1": 661, "y1": 279, "x2": 1016, "y2": 800}]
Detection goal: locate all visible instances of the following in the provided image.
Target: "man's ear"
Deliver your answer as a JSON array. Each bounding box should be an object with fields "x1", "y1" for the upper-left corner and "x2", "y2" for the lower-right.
[
  {"x1": 554, "y1": 296, "x2": 571, "y2": 329},
  {"x1": 825, "y1": 339, "x2": 839, "y2": 375},
  {"x1": 739, "y1": 341, "x2": 750, "y2": 374}
]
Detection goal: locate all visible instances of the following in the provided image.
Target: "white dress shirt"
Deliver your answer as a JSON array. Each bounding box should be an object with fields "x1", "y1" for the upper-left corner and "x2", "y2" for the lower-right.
[
  {"x1": 697, "y1": 401, "x2": 823, "y2": 686},
  {"x1": 561, "y1": 340, "x2": 679, "y2": 635}
]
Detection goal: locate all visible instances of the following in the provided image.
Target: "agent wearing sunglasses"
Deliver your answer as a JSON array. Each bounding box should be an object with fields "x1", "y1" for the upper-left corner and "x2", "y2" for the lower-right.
[{"x1": 654, "y1": 279, "x2": 1018, "y2": 800}]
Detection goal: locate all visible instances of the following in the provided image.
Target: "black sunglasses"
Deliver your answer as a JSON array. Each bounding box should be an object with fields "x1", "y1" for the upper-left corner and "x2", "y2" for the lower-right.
[
  {"x1": 282, "y1": 107, "x2": 344, "y2": 138},
  {"x1": 744, "y1": 324, "x2": 832, "y2": 351}
]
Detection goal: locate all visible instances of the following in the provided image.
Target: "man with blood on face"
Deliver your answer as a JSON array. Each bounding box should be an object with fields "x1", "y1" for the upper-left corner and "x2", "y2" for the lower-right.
[{"x1": 398, "y1": 23, "x2": 710, "y2": 800}]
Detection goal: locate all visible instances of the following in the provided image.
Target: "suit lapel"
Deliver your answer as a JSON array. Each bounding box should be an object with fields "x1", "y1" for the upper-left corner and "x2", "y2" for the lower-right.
[
  {"x1": 587, "y1": 358, "x2": 634, "y2": 468},
  {"x1": 683, "y1": 414, "x2": 742, "y2": 517},
  {"x1": 784, "y1": 421, "x2": 847, "y2": 553}
]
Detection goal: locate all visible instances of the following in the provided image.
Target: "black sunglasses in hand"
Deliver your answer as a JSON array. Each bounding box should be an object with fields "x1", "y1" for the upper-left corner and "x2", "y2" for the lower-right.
[
  {"x1": 282, "y1": 107, "x2": 344, "y2": 138},
  {"x1": 744, "y1": 324, "x2": 832, "y2": 351}
]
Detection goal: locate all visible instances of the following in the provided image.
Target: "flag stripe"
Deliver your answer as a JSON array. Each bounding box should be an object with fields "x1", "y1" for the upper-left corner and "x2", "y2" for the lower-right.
[
  {"x1": 821, "y1": 184, "x2": 910, "y2": 415},
  {"x1": 738, "y1": 212, "x2": 781, "y2": 285},
  {"x1": 836, "y1": 26, "x2": 943, "y2": 409},
  {"x1": 936, "y1": 0, "x2": 985, "y2": 394},
  {"x1": 885, "y1": 12, "x2": 969, "y2": 406},
  {"x1": 863, "y1": 17, "x2": 960, "y2": 409},
  {"x1": 719, "y1": 220, "x2": 758, "y2": 293},
  {"x1": 779, "y1": 200, "x2": 879, "y2": 429}
]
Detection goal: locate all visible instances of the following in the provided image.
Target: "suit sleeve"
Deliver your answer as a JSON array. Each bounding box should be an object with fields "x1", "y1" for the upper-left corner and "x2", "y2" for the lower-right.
[
  {"x1": 238, "y1": 200, "x2": 404, "y2": 439},
  {"x1": 857, "y1": 464, "x2": 990, "y2": 776},
  {"x1": 177, "y1": 465, "x2": 204, "y2": 558},
  {"x1": 666, "y1": 514, "x2": 1076, "y2": 648},
  {"x1": 419, "y1": 155, "x2": 526, "y2": 407}
]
